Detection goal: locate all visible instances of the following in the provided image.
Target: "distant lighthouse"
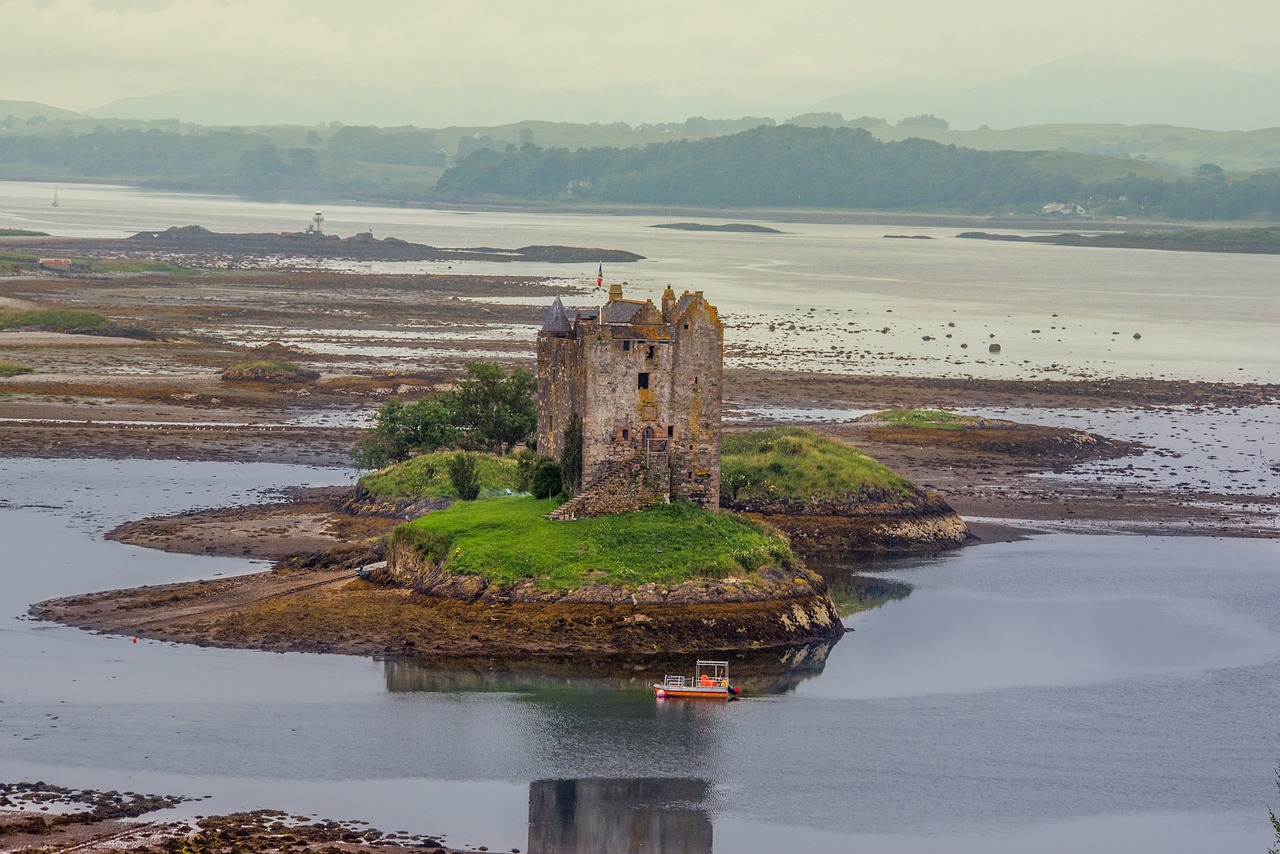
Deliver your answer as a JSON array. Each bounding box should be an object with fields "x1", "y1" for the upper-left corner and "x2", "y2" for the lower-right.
[{"x1": 306, "y1": 210, "x2": 324, "y2": 235}]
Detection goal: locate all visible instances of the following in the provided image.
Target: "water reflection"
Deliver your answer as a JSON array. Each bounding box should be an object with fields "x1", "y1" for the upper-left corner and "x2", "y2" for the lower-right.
[
  {"x1": 805, "y1": 554, "x2": 917, "y2": 618},
  {"x1": 527, "y1": 778, "x2": 711, "y2": 854},
  {"x1": 382, "y1": 642, "x2": 838, "y2": 697}
]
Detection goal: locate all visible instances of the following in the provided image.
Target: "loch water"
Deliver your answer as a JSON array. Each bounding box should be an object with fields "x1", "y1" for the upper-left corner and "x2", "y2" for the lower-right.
[{"x1": 1, "y1": 457, "x2": 1278, "y2": 853}]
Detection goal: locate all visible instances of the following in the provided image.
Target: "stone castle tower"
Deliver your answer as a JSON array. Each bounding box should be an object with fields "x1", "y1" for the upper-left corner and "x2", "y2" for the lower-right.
[{"x1": 536, "y1": 282, "x2": 724, "y2": 516}]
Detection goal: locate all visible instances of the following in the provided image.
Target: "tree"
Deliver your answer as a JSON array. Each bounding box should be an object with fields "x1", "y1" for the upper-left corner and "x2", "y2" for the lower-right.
[
  {"x1": 453, "y1": 361, "x2": 536, "y2": 454},
  {"x1": 348, "y1": 396, "x2": 458, "y2": 469},
  {"x1": 347, "y1": 361, "x2": 535, "y2": 468},
  {"x1": 559, "y1": 413, "x2": 583, "y2": 495},
  {"x1": 447, "y1": 452, "x2": 481, "y2": 500}
]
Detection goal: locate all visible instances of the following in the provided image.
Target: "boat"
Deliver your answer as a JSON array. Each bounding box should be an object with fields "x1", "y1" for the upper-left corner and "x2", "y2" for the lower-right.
[{"x1": 653, "y1": 659, "x2": 739, "y2": 700}]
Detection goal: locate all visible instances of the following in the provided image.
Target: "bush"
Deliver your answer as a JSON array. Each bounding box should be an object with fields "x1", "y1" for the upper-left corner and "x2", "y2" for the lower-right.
[
  {"x1": 514, "y1": 449, "x2": 537, "y2": 491},
  {"x1": 359, "y1": 451, "x2": 520, "y2": 498},
  {"x1": 447, "y1": 452, "x2": 481, "y2": 501},
  {"x1": 530, "y1": 458, "x2": 564, "y2": 499},
  {"x1": 0, "y1": 362, "x2": 34, "y2": 377}
]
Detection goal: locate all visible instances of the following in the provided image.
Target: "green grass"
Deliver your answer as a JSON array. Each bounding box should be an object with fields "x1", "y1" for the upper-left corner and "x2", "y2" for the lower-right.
[
  {"x1": 361, "y1": 451, "x2": 521, "y2": 499},
  {"x1": 392, "y1": 496, "x2": 794, "y2": 590},
  {"x1": 0, "y1": 309, "x2": 109, "y2": 334},
  {"x1": 721, "y1": 427, "x2": 914, "y2": 502},
  {"x1": 872, "y1": 409, "x2": 980, "y2": 430},
  {"x1": 0, "y1": 361, "x2": 35, "y2": 377},
  {"x1": 86, "y1": 258, "x2": 199, "y2": 275}
]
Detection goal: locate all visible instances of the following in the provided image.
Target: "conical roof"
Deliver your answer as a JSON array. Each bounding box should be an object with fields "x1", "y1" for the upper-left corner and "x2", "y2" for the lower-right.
[{"x1": 542, "y1": 296, "x2": 572, "y2": 334}]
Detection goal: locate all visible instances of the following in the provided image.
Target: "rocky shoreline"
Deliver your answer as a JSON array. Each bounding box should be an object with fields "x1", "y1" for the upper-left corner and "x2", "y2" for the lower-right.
[{"x1": 31, "y1": 562, "x2": 844, "y2": 659}]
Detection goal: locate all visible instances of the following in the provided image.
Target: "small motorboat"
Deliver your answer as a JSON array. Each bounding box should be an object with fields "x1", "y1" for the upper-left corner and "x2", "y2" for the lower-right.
[{"x1": 654, "y1": 659, "x2": 740, "y2": 700}]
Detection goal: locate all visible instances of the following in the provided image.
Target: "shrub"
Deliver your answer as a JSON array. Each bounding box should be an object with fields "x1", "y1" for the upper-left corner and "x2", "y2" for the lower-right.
[
  {"x1": 447, "y1": 452, "x2": 481, "y2": 501},
  {"x1": 0, "y1": 362, "x2": 34, "y2": 377},
  {"x1": 514, "y1": 449, "x2": 537, "y2": 491},
  {"x1": 530, "y1": 458, "x2": 564, "y2": 499}
]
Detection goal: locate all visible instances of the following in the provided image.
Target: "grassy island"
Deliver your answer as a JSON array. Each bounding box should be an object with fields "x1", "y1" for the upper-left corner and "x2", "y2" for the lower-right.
[
  {"x1": 722, "y1": 426, "x2": 916, "y2": 502},
  {"x1": 869, "y1": 409, "x2": 980, "y2": 430},
  {"x1": 392, "y1": 497, "x2": 794, "y2": 591},
  {"x1": 360, "y1": 451, "x2": 520, "y2": 499},
  {"x1": 0, "y1": 309, "x2": 109, "y2": 334}
]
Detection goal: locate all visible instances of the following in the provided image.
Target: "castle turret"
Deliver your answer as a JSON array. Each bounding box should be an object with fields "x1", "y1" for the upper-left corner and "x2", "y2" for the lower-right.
[
  {"x1": 661, "y1": 285, "x2": 676, "y2": 321},
  {"x1": 607, "y1": 281, "x2": 624, "y2": 302}
]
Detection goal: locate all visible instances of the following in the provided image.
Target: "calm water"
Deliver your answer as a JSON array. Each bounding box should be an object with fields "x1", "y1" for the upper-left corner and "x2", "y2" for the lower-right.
[
  {"x1": 2, "y1": 180, "x2": 1278, "y2": 383},
  {"x1": 2, "y1": 458, "x2": 1278, "y2": 853}
]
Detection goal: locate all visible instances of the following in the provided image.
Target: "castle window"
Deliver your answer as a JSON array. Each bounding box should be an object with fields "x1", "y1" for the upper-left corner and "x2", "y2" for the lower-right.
[
  {"x1": 622, "y1": 428, "x2": 630, "y2": 440},
  {"x1": 638, "y1": 372, "x2": 650, "y2": 390},
  {"x1": 667, "y1": 425, "x2": 674, "y2": 438},
  {"x1": 622, "y1": 340, "x2": 631, "y2": 352},
  {"x1": 646, "y1": 345, "x2": 656, "y2": 360},
  {"x1": 686, "y1": 471, "x2": 693, "y2": 480},
  {"x1": 683, "y1": 323, "x2": 689, "y2": 330}
]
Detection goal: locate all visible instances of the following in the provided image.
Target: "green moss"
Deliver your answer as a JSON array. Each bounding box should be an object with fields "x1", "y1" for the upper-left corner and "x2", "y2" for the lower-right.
[
  {"x1": 0, "y1": 309, "x2": 109, "y2": 334},
  {"x1": 361, "y1": 451, "x2": 521, "y2": 499},
  {"x1": 872, "y1": 409, "x2": 979, "y2": 430},
  {"x1": 0, "y1": 361, "x2": 34, "y2": 376},
  {"x1": 721, "y1": 427, "x2": 914, "y2": 502},
  {"x1": 393, "y1": 497, "x2": 794, "y2": 590}
]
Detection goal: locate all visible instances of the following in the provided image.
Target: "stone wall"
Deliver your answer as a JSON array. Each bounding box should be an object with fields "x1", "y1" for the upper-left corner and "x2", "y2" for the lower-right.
[
  {"x1": 547, "y1": 452, "x2": 670, "y2": 521},
  {"x1": 667, "y1": 295, "x2": 723, "y2": 508},
  {"x1": 535, "y1": 333, "x2": 585, "y2": 463}
]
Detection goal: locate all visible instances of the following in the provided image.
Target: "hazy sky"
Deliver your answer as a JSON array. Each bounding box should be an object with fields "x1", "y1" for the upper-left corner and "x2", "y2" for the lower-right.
[{"x1": 6, "y1": 0, "x2": 1280, "y2": 125}]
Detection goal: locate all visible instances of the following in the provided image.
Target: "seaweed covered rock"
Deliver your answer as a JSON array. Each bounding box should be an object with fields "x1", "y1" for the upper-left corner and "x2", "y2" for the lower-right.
[{"x1": 221, "y1": 359, "x2": 320, "y2": 383}]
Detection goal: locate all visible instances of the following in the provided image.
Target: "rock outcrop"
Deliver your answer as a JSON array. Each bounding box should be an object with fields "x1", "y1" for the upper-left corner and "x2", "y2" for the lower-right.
[{"x1": 722, "y1": 490, "x2": 969, "y2": 556}]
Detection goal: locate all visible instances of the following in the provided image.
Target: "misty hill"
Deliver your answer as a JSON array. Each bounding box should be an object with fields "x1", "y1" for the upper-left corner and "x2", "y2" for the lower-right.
[
  {"x1": 814, "y1": 52, "x2": 1280, "y2": 132},
  {"x1": 0, "y1": 100, "x2": 82, "y2": 122}
]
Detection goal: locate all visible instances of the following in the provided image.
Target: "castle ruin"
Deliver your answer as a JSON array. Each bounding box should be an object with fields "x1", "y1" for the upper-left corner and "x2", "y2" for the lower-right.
[{"x1": 536, "y1": 282, "x2": 724, "y2": 518}]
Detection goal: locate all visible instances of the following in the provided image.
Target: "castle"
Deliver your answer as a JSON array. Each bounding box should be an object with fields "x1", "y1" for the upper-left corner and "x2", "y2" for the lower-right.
[{"x1": 536, "y1": 282, "x2": 724, "y2": 517}]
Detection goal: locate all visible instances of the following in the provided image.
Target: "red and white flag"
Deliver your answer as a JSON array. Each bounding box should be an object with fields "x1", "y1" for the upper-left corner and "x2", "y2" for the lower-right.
[{"x1": 596, "y1": 262, "x2": 603, "y2": 288}]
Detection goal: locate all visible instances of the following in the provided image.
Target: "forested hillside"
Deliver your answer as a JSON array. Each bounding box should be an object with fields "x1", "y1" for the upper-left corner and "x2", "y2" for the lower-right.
[
  {"x1": 3, "y1": 119, "x2": 1279, "y2": 219},
  {"x1": 436, "y1": 125, "x2": 1280, "y2": 219}
]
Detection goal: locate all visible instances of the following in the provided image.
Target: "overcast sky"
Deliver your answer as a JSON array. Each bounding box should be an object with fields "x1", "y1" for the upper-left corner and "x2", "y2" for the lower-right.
[{"x1": 6, "y1": 0, "x2": 1280, "y2": 126}]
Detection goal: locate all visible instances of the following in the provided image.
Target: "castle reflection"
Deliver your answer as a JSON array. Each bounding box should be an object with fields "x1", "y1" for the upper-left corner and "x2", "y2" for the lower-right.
[
  {"x1": 528, "y1": 778, "x2": 712, "y2": 854},
  {"x1": 382, "y1": 640, "x2": 838, "y2": 696}
]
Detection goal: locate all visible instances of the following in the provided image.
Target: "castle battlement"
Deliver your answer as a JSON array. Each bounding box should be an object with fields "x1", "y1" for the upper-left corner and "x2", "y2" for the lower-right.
[{"x1": 536, "y1": 283, "x2": 724, "y2": 513}]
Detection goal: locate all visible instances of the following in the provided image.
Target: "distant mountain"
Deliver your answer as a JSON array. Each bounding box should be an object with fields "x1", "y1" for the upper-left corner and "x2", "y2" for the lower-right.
[
  {"x1": 814, "y1": 52, "x2": 1280, "y2": 132},
  {"x1": 0, "y1": 99, "x2": 82, "y2": 121},
  {"x1": 87, "y1": 84, "x2": 751, "y2": 129}
]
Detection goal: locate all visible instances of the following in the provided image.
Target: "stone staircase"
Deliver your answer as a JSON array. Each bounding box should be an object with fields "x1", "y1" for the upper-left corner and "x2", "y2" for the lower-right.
[{"x1": 547, "y1": 450, "x2": 671, "y2": 520}]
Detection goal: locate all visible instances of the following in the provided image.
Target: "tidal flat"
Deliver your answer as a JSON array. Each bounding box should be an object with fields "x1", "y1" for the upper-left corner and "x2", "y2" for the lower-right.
[{"x1": 1, "y1": 185, "x2": 1278, "y2": 852}]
